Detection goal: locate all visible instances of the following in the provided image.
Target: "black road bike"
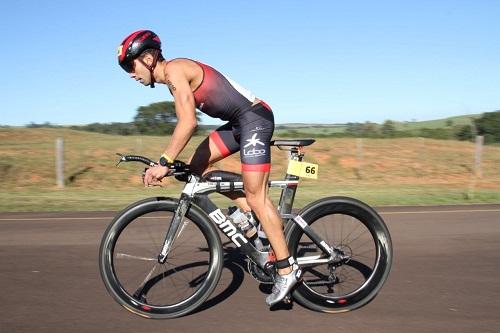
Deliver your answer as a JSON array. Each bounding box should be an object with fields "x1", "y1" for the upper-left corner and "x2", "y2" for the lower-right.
[{"x1": 99, "y1": 139, "x2": 393, "y2": 319}]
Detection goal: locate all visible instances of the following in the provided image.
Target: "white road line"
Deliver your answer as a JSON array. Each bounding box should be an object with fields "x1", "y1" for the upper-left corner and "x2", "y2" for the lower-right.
[
  {"x1": 379, "y1": 209, "x2": 500, "y2": 215},
  {"x1": 0, "y1": 217, "x2": 113, "y2": 221},
  {"x1": 0, "y1": 216, "x2": 156, "y2": 221},
  {"x1": 0, "y1": 208, "x2": 499, "y2": 221}
]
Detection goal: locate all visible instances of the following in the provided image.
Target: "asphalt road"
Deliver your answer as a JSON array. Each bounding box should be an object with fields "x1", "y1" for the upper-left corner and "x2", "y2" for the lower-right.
[{"x1": 1, "y1": 204, "x2": 499, "y2": 333}]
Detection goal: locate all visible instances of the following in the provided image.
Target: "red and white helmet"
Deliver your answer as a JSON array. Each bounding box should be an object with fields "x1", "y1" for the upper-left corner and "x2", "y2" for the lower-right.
[{"x1": 117, "y1": 30, "x2": 161, "y2": 73}]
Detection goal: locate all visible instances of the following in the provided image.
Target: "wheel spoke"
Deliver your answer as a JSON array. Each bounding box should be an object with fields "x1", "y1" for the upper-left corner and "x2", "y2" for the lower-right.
[
  {"x1": 340, "y1": 222, "x2": 362, "y2": 245},
  {"x1": 116, "y1": 253, "x2": 156, "y2": 261}
]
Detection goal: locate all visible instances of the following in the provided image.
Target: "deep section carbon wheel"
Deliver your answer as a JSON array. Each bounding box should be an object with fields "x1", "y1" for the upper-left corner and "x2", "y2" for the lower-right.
[
  {"x1": 99, "y1": 197, "x2": 223, "y2": 319},
  {"x1": 286, "y1": 196, "x2": 392, "y2": 313}
]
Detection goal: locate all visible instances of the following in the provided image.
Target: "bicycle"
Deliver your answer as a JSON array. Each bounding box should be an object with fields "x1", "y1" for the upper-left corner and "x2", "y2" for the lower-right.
[{"x1": 99, "y1": 139, "x2": 393, "y2": 319}]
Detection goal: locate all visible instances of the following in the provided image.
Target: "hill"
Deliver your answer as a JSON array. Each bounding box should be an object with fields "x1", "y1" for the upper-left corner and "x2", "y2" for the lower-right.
[
  {"x1": 11, "y1": 113, "x2": 483, "y2": 139},
  {"x1": 274, "y1": 114, "x2": 482, "y2": 137}
]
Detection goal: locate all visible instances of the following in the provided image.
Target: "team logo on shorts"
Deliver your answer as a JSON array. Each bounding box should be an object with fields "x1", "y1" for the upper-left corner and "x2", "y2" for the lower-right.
[
  {"x1": 243, "y1": 133, "x2": 266, "y2": 157},
  {"x1": 244, "y1": 133, "x2": 264, "y2": 148}
]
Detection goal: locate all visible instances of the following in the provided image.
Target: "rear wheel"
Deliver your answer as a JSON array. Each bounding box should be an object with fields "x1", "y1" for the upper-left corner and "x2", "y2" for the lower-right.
[
  {"x1": 99, "y1": 197, "x2": 223, "y2": 319},
  {"x1": 286, "y1": 196, "x2": 392, "y2": 313}
]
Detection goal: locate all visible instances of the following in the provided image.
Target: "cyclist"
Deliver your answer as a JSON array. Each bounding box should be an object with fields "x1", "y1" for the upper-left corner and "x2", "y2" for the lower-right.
[{"x1": 117, "y1": 30, "x2": 301, "y2": 306}]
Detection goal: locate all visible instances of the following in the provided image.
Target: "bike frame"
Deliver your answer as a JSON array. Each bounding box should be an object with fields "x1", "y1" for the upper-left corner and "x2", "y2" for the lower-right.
[{"x1": 157, "y1": 146, "x2": 339, "y2": 272}]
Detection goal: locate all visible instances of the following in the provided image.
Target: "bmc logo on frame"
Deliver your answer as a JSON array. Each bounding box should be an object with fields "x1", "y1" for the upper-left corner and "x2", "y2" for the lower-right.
[{"x1": 208, "y1": 209, "x2": 248, "y2": 247}]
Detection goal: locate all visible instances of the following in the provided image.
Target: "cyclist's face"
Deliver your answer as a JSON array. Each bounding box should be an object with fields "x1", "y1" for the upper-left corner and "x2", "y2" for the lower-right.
[{"x1": 129, "y1": 59, "x2": 152, "y2": 86}]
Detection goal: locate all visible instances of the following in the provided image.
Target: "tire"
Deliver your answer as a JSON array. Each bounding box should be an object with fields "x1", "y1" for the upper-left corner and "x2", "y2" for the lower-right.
[
  {"x1": 285, "y1": 196, "x2": 392, "y2": 313},
  {"x1": 99, "y1": 197, "x2": 224, "y2": 319}
]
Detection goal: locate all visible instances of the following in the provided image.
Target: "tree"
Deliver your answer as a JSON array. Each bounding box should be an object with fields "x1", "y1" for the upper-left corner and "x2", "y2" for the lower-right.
[
  {"x1": 362, "y1": 122, "x2": 379, "y2": 137},
  {"x1": 381, "y1": 120, "x2": 396, "y2": 137},
  {"x1": 454, "y1": 125, "x2": 473, "y2": 141},
  {"x1": 419, "y1": 128, "x2": 452, "y2": 140},
  {"x1": 133, "y1": 101, "x2": 202, "y2": 135},
  {"x1": 345, "y1": 122, "x2": 364, "y2": 137},
  {"x1": 474, "y1": 110, "x2": 500, "y2": 144},
  {"x1": 134, "y1": 101, "x2": 176, "y2": 135}
]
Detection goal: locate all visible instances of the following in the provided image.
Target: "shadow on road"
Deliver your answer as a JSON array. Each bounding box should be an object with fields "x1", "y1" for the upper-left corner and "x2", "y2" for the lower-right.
[
  {"x1": 193, "y1": 243, "x2": 296, "y2": 315},
  {"x1": 191, "y1": 245, "x2": 247, "y2": 314}
]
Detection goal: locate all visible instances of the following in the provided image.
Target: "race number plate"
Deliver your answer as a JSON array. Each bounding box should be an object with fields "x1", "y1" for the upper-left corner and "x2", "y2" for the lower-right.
[{"x1": 287, "y1": 160, "x2": 319, "y2": 179}]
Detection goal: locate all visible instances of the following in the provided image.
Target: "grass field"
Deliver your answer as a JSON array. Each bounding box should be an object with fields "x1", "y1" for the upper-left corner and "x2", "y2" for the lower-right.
[{"x1": 1, "y1": 127, "x2": 499, "y2": 211}]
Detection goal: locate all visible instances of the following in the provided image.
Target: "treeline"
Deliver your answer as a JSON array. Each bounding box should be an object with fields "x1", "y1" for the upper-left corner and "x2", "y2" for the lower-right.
[
  {"x1": 70, "y1": 122, "x2": 139, "y2": 135},
  {"x1": 325, "y1": 121, "x2": 474, "y2": 140},
  {"x1": 281, "y1": 111, "x2": 500, "y2": 144},
  {"x1": 474, "y1": 111, "x2": 500, "y2": 144},
  {"x1": 72, "y1": 101, "x2": 202, "y2": 136},
  {"x1": 27, "y1": 101, "x2": 202, "y2": 136},
  {"x1": 23, "y1": 106, "x2": 500, "y2": 144}
]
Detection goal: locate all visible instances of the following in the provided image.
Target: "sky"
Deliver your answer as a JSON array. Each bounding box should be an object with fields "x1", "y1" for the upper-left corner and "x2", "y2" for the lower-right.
[{"x1": 0, "y1": 0, "x2": 499, "y2": 126}]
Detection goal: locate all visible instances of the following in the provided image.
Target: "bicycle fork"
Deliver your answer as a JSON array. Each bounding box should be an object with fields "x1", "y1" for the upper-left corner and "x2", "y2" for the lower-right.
[{"x1": 157, "y1": 194, "x2": 191, "y2": 264}]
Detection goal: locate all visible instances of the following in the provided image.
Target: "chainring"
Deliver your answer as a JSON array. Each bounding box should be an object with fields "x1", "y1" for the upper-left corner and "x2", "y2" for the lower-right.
[{"x1": 247, "y1": 260, "x2": 275, "y2": 284}]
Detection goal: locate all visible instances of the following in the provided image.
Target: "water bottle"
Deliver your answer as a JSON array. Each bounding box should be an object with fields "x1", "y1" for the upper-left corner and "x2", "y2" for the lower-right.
[
  {"x1": 228, "y1": 206, "x2": 257, "y2": 238},
  {"x1": 246, "y1": 211, "x2": 265, "y2": 250}
]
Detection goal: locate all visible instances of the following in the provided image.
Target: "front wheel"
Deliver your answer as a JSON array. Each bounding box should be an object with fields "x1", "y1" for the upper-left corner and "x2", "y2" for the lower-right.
[
  {"x1": 286, "y1": 196, "x2": 392, "y2": 313},
  {"x1": 99, "y1": 197, "x2": 224, "y2": 319}
]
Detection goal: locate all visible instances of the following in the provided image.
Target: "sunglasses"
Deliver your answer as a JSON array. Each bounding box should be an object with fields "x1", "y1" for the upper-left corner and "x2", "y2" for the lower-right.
[{"x1": 120, "y1": 60, "x2": 135, "y2": 73}]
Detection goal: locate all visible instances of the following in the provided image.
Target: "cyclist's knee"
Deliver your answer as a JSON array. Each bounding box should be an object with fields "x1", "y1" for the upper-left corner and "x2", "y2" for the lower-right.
[{"x1": 245, "y1": 191, "x2": 267, "y2": 213}]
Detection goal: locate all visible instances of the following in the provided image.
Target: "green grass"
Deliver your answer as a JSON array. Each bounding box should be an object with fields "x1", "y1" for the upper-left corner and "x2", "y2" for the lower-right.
[{"x1": 1, "y1": 184, "x2": 499, "y2": 212}]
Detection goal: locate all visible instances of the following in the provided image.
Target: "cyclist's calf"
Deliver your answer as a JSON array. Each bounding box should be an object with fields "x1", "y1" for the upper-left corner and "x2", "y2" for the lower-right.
[{"x1": 243, "y1": 172, "x2": 291, "y2": 272}]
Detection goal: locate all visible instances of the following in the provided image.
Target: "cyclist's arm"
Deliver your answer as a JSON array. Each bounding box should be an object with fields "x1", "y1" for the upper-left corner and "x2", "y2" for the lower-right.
[{"x1": 162, "y1": 63, "x2": 198, "y2": 161}]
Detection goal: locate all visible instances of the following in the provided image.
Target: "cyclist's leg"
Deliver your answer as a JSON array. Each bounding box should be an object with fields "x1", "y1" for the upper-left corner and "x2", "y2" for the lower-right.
[
  {"x1": 238, "y1": 102, "x2": 292, "y2": 274},
  {"x1": 242, "y1": 170, "x2": 291, "y2": 274},
  {"x1": 188, "y1": 122, "x2": 249, "y2": 209},
  {"x1": 188, "y1": 122, "x2": 237, "y2": 174},
  {"x1": 239, "y1": 103, "x2": 302, "y2": 306}
]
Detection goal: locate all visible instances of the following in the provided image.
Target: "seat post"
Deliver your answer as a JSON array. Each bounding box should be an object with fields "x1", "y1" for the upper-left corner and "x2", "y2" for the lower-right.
[{"x1": 277, "y1": 147, "x2": 304, "y2": 218}]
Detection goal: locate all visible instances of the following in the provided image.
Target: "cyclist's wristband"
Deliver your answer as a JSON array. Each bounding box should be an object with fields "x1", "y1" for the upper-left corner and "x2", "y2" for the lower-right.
[{"x1": 159, "y1": 153, "x2": 173, "y2": 166}]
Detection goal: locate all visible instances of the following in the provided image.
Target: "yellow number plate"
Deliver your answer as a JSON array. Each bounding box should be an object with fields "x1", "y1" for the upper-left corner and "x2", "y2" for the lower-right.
[{"x1": 287, "y1": 160, "x2": 319, "y2": 179}]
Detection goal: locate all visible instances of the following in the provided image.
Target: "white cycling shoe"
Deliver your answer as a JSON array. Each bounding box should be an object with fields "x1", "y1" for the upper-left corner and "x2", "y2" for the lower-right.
[{"x1": 265, "y1": 258, "x2": 302, "y2": 307}]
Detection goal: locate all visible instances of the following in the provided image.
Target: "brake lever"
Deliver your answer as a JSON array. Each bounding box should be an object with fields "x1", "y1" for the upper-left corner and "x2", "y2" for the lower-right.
[{"x1": 115, "y1": 153, "x2": 126, "y2": 167}]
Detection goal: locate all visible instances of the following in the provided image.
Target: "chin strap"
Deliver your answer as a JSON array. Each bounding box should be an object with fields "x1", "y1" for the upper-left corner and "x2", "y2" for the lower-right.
[{"x1": 138, "y1": 49, "x2": 160, "y2": 88}]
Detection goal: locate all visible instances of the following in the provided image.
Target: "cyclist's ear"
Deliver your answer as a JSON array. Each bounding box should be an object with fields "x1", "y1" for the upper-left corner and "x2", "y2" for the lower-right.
[{"x1": 140, "y1": 52, "x2": 155, "y2": 67}]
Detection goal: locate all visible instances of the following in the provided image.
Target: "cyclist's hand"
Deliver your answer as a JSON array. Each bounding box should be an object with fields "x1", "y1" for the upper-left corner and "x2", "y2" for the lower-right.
[{"x1": 143, "y1": 165, "x2": 169, "y2": 187}]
